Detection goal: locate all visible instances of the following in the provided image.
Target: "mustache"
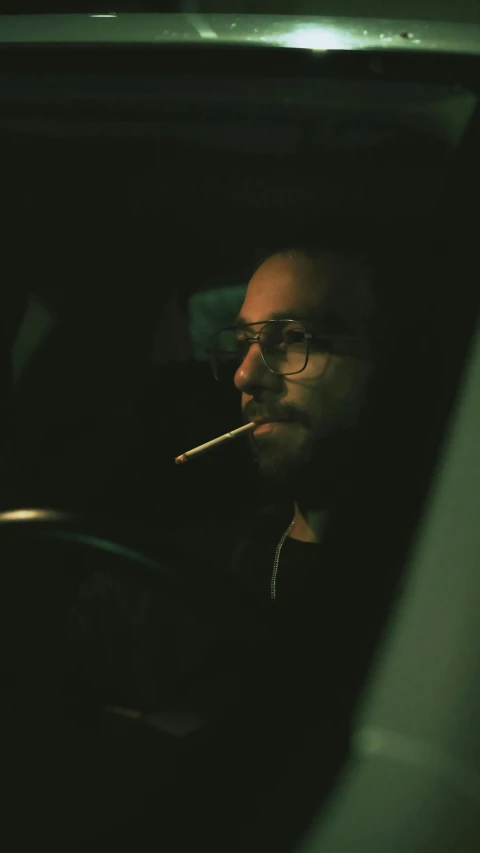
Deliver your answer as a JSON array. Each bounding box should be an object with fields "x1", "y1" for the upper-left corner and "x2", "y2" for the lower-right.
[{"x1": 242, "y1": 403, "x2": 308, "y2": 426}]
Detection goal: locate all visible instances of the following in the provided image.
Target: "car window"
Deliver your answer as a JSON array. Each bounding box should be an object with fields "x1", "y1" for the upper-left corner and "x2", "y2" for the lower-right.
[{"x1": 1, "y1": 16, "x2": 479, "y2": 853}]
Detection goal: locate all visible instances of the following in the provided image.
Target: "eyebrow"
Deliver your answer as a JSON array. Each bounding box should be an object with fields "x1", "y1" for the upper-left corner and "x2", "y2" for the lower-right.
[{"x1": 233, "y1": 311, "x2": 307, "y2": 328}]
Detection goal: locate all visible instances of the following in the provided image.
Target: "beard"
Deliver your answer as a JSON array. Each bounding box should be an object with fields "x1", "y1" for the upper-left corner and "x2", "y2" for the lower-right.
[{"x1": 249, "y1": 421, "x2": 360, "y2": 507}]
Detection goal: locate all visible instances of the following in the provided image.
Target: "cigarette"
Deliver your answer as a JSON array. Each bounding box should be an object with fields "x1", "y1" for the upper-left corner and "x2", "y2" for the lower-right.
[{"x1": 175, "y1": 422, "x2": 256, "y2": 465}]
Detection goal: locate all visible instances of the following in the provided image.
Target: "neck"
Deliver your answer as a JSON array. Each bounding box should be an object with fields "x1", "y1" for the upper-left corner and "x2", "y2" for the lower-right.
[{"x1": 289, "y1": 500, "x2": 329, "y2": 543}]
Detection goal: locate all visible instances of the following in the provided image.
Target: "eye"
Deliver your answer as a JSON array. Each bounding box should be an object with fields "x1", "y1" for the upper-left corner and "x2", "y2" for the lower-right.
[
  {"x1": 283, "y1": 328, "x2": 306, "y2": 345},
  {"x1": 264, "y1": 324, "x2": 306, "y2": 349}
]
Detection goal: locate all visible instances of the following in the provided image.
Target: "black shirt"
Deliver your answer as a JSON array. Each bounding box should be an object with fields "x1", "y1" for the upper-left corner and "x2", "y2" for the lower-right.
[
  {"x1": 228, "y1": 502, "x2": 376, "y2": 732},
  {"x1": 152, "y1": 507, "x2": 363, "y2": 852},
  {"x1": 232, "y1": 525, "x2": 324, "y2": 609},
  {"x1": 175, "y1": 506, "x2": 352, "y2": 852}
]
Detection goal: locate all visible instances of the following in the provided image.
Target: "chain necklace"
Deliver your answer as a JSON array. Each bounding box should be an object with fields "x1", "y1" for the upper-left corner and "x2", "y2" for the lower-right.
[{"x1": 270, "y1": 513, "x2": 296, "y2": 601}]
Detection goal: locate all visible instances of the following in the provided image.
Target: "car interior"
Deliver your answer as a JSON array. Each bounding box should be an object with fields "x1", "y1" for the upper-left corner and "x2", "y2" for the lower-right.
[{"x1": 0, "y1": 17, "x2": 479, "y2": 852}]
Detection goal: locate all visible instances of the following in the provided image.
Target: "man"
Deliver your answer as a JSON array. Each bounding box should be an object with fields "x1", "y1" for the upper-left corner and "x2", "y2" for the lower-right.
[
  {"x1": 57, "y1": 248, "x2": 385, "y2": 851},
  {"x1": 208, "y1": 245, "x2": 383, "y2": 606},
  {"x1": 183, "y1": 245, "x2": 387, "y2": 852}
]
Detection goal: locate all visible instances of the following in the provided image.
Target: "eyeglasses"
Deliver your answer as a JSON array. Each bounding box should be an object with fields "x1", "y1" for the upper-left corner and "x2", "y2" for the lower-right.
[{"x1": 206, "y1": 319, "x2": 371, "y2": 381}]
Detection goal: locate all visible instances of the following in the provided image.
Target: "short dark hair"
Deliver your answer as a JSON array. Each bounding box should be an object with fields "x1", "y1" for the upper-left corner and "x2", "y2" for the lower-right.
[{"x1": 252, "y1": 245, "x2": 389, "y2": 366}]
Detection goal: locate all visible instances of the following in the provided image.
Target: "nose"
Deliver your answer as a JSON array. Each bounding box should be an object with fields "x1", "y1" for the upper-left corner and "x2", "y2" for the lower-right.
[{"x1": 234, "y1": 340, "x2": 278, "y2": 394}]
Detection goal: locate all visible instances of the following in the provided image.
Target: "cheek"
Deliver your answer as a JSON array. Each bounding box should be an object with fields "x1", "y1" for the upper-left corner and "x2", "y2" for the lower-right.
[
  {"x1": 284, "y1": 354, "x2": 331, "y2": 400},
  {"x1": 320, "y1": 361, "x2": 372, "y2": 428},
  {"x1": 290, "y1": 359, "x2": 366, "y2": 425},
  {"x1": 305, "y1": 352, "x2": 331, "y2": 378}
]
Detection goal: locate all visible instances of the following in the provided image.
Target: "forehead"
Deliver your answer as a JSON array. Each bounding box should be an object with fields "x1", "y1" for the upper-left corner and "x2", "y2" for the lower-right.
[{"x1": 238, "y1": 253, "x2": 329, "y2": 325}]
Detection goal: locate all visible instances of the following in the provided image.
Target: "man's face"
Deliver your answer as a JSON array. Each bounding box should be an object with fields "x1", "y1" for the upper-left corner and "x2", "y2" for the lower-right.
[{"x1": 234, "y1": 252, "x2": 373, "y2": 502}]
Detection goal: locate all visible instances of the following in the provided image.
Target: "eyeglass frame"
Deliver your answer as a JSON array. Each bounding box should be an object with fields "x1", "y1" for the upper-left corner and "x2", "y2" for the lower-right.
[{"x1": 205, "y1": 318, "x2": 372, "y2": 380}]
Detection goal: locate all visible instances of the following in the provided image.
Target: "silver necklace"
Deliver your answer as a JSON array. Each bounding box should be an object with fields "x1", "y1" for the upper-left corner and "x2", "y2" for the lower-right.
[{"x1": 270, "y1": 513, "x2": 296, "y2": 601}]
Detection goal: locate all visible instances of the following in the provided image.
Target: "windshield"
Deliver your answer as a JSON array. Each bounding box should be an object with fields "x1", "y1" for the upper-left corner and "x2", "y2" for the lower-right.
[{"x1": 1, "y1": 5, "x2": 480, "y2": 55}]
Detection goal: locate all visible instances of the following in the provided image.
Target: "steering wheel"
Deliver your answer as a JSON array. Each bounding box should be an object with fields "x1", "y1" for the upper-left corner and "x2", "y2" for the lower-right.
[{"x1": 0, "y1": 507, "x2": 264, "y2": 850}]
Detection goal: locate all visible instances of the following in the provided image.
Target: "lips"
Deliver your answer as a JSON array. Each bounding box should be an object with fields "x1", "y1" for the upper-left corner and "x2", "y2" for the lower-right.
[
  {"x1": 251, "y1": 418, "x2": 277, "y2": 427},
  {"x1": 251, "y1": 419, "x2": 290, "y2": 437}
]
